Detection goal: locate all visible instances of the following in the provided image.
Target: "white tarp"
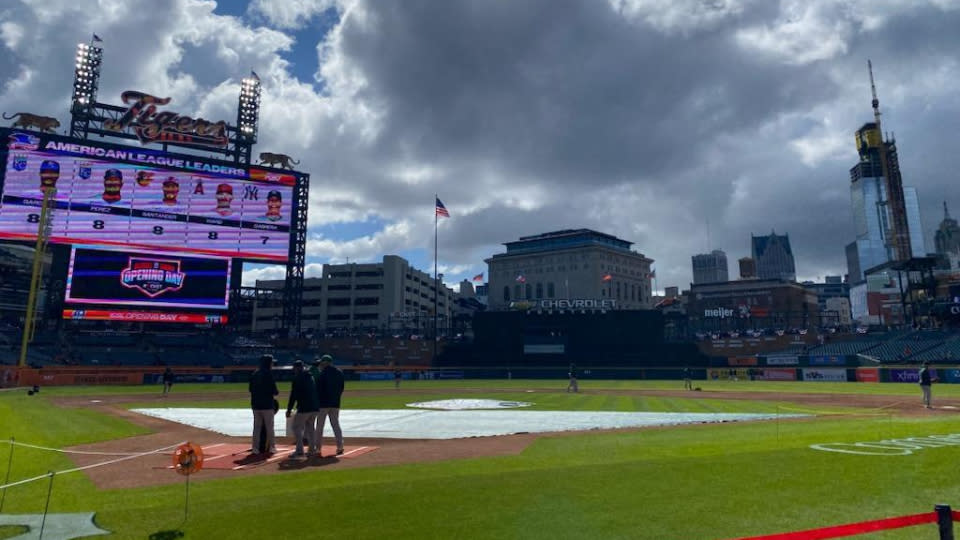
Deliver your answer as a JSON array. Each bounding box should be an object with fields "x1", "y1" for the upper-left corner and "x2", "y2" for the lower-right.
[{"x1": 133, "y1": 407, "x2": 802, "y2": 440}]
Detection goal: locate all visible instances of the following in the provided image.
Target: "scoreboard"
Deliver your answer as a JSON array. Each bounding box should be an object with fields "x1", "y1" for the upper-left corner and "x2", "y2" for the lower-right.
[{"x1": 0, "y1": 129, "x2": 304, "y2": 263}]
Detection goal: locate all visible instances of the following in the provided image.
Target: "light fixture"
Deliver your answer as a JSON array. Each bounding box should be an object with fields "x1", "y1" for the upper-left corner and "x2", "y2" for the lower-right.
[
  {"x1": 72, "y1": 42, "x2": 102, "y2": 112},
  {"x1": 237, "y1": 75, "x2": 261, "y2": 143}
]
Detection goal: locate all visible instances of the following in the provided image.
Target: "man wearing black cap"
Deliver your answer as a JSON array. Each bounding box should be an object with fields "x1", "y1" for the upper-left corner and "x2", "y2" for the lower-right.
[
  {"x1": 249, "y1": 354, "x2": 279, "y2": 454},
  {"x1": 919, "y1": 361, "x2": 937, "y2": 409},
  {"x1": 314, "y1": 354, "x2": 345, "y2": 456},
  {"x1": 286, "y1": 360, "x2": 319, "y2": 457}
]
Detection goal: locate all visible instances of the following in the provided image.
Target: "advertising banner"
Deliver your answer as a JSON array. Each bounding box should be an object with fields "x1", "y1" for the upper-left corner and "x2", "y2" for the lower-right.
[
  {"x1": 758, "y1": 368, "x2": 797, "y2": 381},
  {"x1": 65, "y1": 247, "x2": 230, "y2": 310},
  {"x1": 855, "y1": 368, "x2": 880, "y2": 383},
  {"x1": 728, "y1": 356, "x2": 758, "y2": 366},
  {"x1": 887, "y1": 368, "x2": 921, "y2": 383},
  {"x1": 801, "y1": 368, "x2": 848, "y2": 382},
  {"x1": 708, "y1": 368, "x2": 750, "y2": 381},
  {"x1": 147, "y1": 373, "x2": 227, "y2": 384},
  {"x1": 62, "y1": 309, "x2": 227, "y2": 324},
  {"x1": 938, "y1": 368, "x2": 960, "y2": 384},
  {"x1": 809, "y1": 355, "x2": 846, "y2": 366},
  {"x1": 765, "y1": 355, "x2": 799, "y2": 366}
]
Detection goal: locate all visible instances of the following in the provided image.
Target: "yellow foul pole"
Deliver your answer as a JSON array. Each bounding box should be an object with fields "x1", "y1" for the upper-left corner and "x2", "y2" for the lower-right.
[{"x1": 18, "y1": 186, "x2": 55, "y2": 368}]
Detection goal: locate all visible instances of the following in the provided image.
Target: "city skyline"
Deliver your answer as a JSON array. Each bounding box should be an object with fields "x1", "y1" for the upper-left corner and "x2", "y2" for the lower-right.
[{"x1": 0, "y1": 1, "x2": 958, "y2": 292}]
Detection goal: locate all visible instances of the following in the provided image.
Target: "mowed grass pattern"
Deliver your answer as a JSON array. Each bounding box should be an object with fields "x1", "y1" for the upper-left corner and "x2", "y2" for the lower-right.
[{"x1": 1, "y1": 380, "x2": 959, "y2": 539}]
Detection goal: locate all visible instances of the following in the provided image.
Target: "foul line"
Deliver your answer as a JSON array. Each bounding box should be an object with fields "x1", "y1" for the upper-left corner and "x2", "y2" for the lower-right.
[
  {"x1": 0, "y1": 441, "x2": 185, "y2": 491},
  {"x1": 2, "y1": 439, "x2": 162, "y2": 457}
]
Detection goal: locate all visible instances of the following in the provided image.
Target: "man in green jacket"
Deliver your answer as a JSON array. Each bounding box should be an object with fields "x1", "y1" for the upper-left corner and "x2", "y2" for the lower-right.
[
  {"x1": 315, "y1": 355, "x2": 346, "y2": 456},
  {"x1": 286, "y1": 360, "x2": 319, "y2": 457}
]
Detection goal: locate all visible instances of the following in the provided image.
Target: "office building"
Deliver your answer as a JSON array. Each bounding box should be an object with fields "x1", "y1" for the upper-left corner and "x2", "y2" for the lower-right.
[
  {"x1": 691, "y1": 250, "x2": 729, "y2": 284},
  {"x1": 802, "y1": 276, "x2": 850, "y2": 325},
  {"x1": 751, "y1": 231, "x2": 796, "y2": 281},
  {"x1": 738, "y1": 257, "x2": 756, "y2": 279},
  {"x1": 485, "y1": 229, "x2": 654, "y2": 310},
  {"x1": 935, "y1": 201, "x2": 960, "y2": 257},
  {"x1": 846, "y1": 123, "x2": 926, "y2": 283},
  {"x1": 251, "y1": 255, "x2": 455, "y2": 334}
]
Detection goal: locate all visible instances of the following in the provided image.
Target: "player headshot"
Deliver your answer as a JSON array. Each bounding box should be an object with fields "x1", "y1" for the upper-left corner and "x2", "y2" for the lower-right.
[
  {"x1": 102, "y1": 168, "x2": 123, "y2": 204},
  {"x1": 265, "y1": 190, "x2": 282, "y2": 221},
  {"x1": 136, "y1": 170, "x2": 154, "y2": 187},
  {"x1": 162, "y1": 177, "x2": 180, "y2": 206},
  {"x1": 215, "y1": 183, "x2": 234, "y2": 216},
  {"x1": 39, "y1": 160, "x2": 60, "y2": 192}
]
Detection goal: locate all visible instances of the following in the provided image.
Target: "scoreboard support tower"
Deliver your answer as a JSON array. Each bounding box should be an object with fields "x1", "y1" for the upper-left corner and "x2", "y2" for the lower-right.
[{"x1": 283, "y1": 175, "x2": 310, "y2": 336}]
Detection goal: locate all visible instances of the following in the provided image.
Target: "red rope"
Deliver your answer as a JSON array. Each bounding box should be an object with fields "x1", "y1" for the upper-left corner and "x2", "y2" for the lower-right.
[{"x1": 733, "y1": 511, "x2": 937, "y2": 540}]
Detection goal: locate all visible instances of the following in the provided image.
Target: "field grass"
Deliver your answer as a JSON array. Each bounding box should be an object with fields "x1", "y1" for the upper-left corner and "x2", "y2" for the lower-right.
[{"x1": 2, "y1": 380, "x2": 960, "y2": 539}]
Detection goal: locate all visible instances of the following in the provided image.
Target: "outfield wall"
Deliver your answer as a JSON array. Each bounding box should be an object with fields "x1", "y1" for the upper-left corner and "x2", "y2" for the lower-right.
[{"x1": 2, "y1": 363, "x2": 957, "y2": 387}]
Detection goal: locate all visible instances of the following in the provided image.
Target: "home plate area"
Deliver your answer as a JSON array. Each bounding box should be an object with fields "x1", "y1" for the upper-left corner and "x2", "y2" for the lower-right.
[{"x1": 168, "y1": 443, "x2": 379, "y2": 471}]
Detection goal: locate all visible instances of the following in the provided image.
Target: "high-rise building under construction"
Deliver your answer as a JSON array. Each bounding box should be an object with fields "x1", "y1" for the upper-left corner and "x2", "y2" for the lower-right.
[{"x1": 845, "y1": 64, "x2": 925, "y2": 284}]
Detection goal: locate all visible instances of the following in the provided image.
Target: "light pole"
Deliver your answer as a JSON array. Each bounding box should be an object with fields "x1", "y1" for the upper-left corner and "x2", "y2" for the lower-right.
[{"x1": 434, "y1": 273, "x2": 443, "y2": 362}]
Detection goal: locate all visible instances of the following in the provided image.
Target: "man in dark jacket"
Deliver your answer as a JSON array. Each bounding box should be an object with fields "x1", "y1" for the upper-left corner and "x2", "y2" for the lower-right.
[
  {"x1": 315, "y1": 354, "x2": 346, "y2": 456},
  {"x1": 286, "y1": 360, "x2": 319, "y2": 457},
  {"x1": 248, "y1": 354, "x2": 279, "y2": 454}
]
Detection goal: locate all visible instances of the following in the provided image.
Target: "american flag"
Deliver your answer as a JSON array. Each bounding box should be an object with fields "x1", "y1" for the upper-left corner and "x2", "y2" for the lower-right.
[
  {"x1": 472, "y1": 273, "x2": 484, "y2": 282},
  {"x1": 516, "y1": 274, "x2": 526, "y2": 283},
  {"x1": 435, "y1": 197, "x2": 450, "y2": 218},
  {"x1": 602, "y1": 273, "x2": 612, "y2": 282},
  {"x1": 856, "y1": 327, "x2": 868, "y2": 334}
]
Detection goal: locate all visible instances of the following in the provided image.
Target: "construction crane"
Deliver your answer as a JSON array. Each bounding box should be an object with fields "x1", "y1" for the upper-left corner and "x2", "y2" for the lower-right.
[{"x1": 868, "y1": 60, "x2": 912, "y2": 262}]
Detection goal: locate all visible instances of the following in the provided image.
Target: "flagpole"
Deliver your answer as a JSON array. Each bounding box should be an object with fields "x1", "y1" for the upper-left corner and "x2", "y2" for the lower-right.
[{"x1": 433, "y1": 194, "x2": 438, "y2": 364}]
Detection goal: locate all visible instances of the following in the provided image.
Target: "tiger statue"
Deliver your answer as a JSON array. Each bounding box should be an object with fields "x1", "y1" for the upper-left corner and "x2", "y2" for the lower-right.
[
  {"x1": 258, "y1": 152, "x2": 300, "y2": 170},
  {"x1": 2, "y1": 112, "x2": 61, "y2": 133}
]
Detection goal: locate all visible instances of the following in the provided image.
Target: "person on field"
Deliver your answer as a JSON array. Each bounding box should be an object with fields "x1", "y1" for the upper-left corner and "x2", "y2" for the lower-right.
[
  {"x1": 919, "y1": 361, "x2": 937, "y2": 409},
  {"x1": 683, "y1": 367, "x2": 692, "y2": 390},
  {"x1": 314, "y1": 355, "x2": 346, "y2": 456},
  {"x1": 161, "y1": 367, "x2": 174, "y2": 396},
  {"x1": 286, "y1": 360, "x2": 319, "y2": 457},
  {"x1": 249, "y1": 354, "x2": 279, "y2": 454},
  {"x1": 394, "y1": 367, "x2": 402, "y2": 389},
  {"x1": 567, "y1": 363, "x2": 578, "y2": 393}
]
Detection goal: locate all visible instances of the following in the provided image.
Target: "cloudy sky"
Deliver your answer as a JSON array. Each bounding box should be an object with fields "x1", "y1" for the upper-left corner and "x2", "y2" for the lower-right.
[{"x1": 2, "y1": 0, "x2": 959, "y2": 292}]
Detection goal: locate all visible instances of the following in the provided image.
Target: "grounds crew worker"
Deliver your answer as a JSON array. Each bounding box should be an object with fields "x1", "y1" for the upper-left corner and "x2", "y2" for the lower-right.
[
  {"x1": 315, "y1": 355, "x2": 346, "y2": 456},
  {"x1": 249, "y1": 354, "x2": 279, "y2": 454},
  {"x1": 286, "y1": 360, "x2": 320, "y2": 457}
]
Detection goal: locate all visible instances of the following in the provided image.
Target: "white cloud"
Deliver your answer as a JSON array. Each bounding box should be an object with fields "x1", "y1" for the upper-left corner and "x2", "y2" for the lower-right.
[{"x1": 248, "y1": 0, "x2": 340, "y2": 29}]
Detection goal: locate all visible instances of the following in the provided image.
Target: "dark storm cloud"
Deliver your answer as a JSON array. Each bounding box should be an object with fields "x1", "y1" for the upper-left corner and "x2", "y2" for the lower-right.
[
  {"x1": 2, "y1": 1, "x2": 959, "y2": 289},
  {"x1": 316, "y1": 1, "x2": 960, "y2": 285},
  {"x1": 338, "y1": 1, "x2": 839, "y2": 188}
]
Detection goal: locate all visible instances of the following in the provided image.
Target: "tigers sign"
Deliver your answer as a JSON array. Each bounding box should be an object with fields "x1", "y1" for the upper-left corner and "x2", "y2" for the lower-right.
[{"x1": 103, "y1": 91, "x2": 228, "y2": 148}]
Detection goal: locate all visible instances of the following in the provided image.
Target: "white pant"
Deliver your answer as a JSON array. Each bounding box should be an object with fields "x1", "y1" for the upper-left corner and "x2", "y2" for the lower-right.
[
  {"x1": 317, "y1": 407, "x2": 344, "y2": 451},
  {"x1": 921, "y1": 385, "x2": 932, "y2": 407},
  {"x1": 251, "y1": 409, "x2": 276, "y2": 453},
  {"x1": 292, "y1": 412, "x2": 318, "y2": 453}
]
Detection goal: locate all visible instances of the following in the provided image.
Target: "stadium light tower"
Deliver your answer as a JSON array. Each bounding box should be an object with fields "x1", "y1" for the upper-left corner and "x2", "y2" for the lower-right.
[
  {"x1": 71, "y1": 42, "x2": 102, "y2": 112},
  {"x1": 237, "y1": 74, "x2": 261, "y2": 144}
]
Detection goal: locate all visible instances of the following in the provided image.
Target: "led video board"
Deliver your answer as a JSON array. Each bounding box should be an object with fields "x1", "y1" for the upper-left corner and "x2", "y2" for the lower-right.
[
  {"x1": 62, "y1": 309, "x2": 227, "y2": 324},
  {"x1": 64, "y1": 246, "x2": 231, "y2": 310},
  {"x1": 0, "y1": 129, "x2": 302, "y2": 262}
]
